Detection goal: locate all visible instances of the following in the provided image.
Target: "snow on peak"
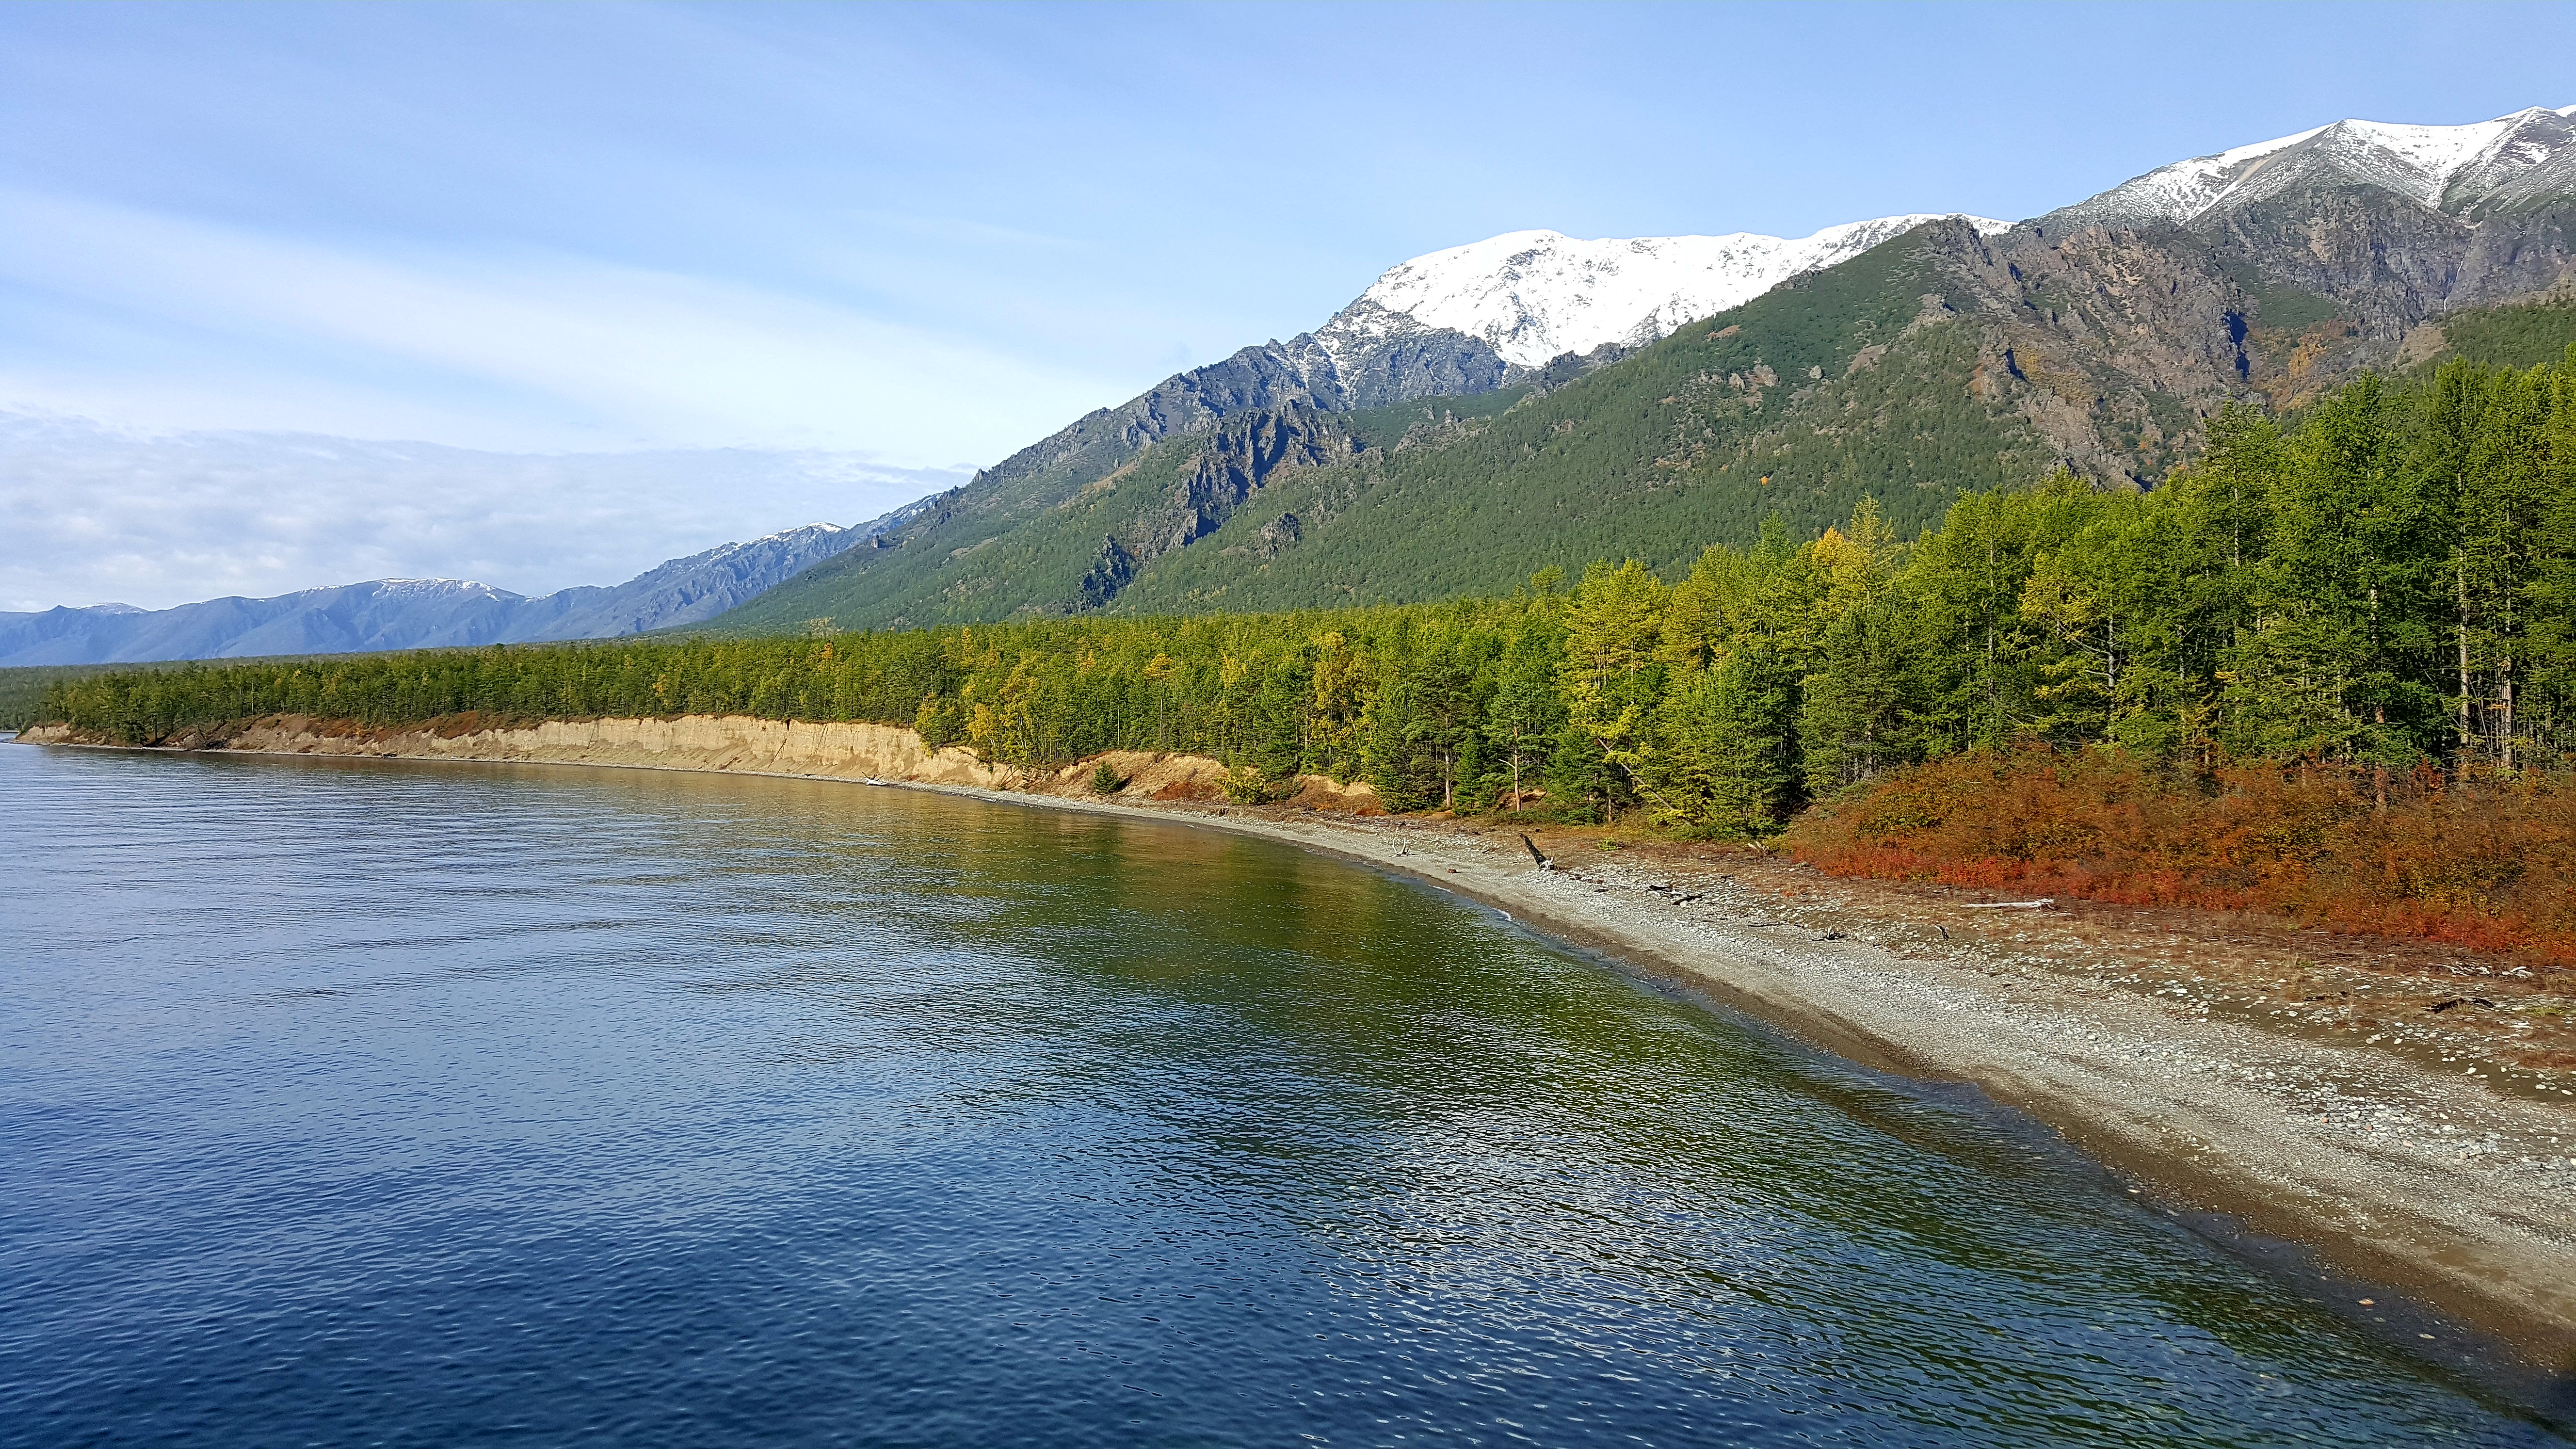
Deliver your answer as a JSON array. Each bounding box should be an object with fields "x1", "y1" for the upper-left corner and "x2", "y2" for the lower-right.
[
  {"x1": 2340, "y1": 114, "x2": 2531, "y2": 193},
  {"x1": 709, "y1": 521, "x2": 845, "y2": 551},
  {"x1": 2074, "y1": 104, "x2": 2576, "y2": 224},
  {"x1": 2104, "y1": 124, "x2": 2330, "y2": 222},
  {"x1": 1327, "y1": 215, "x2": 2009, "y2": 369},
  {"x1": 361, "y1": 578, "x2": 521, "y2": 601}
]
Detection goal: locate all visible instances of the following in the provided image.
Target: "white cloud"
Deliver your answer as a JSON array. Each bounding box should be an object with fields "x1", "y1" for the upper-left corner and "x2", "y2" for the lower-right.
[
  {"x1": 0, "y1": 410, "x2": 967, "y2": 612},
  {"x1": 0, "y1": 186, "x2": 1121, "y2": 459}
]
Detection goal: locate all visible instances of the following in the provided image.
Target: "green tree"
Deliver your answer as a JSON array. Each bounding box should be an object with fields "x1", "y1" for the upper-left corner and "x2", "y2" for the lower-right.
[
  {"x1": 1484, "y1": 614, "x2": 1567, "y2": 810},
  {"x1": 1558, "y1": 560, "x2": 1670, "y2": 818},
  {"x1": 1653, "y1": 645, "x2": 1797, "y2": 837}
]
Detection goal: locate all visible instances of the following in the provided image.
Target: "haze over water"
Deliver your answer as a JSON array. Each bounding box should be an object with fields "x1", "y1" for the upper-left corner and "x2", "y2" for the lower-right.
[{"x1": 0, "y1": 744, "x2": 2560, "y2": 1447}]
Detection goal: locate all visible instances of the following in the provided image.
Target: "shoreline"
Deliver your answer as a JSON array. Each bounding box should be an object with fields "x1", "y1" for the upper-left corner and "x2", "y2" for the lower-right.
[{"x1": 14, "y1": 716, "x2": 2576, "y2": 1380}]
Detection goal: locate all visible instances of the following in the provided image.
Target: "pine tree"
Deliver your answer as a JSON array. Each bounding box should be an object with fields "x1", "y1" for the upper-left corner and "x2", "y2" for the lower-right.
[
  {"x1": 1558, "y1": 560, "x2": 1670, "y2": 819},
  {"x1": 1653, "y1": 645, "x2": 1797, "y2": 837},
  {"x1": 1483, "y1": 614, "x2": 1566, "y2": 811}
]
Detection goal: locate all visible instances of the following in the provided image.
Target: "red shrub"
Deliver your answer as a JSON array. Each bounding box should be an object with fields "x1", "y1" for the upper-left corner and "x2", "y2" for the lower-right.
[{"x1": 1785, "y1": 748, "x2": 2576, "y2": 965}]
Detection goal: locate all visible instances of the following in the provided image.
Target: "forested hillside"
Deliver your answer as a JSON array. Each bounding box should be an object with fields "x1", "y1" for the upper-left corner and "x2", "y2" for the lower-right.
[
  {"x1": 714, "y1": 390, "x2": 1532, "y2": 636},
  {"x1": 1, "y1": 653, "x2": 377, "y2": 731},
  {"x1": 1102, "y1": 248, "x2": 2042, "y2": 617},
  {"x1": 54, "y1": 354, "x2": 2576, "y2": 809},
  {"x1": 0, "y1": 662, "x2": 126, "y2": 730},
  {"x1": 49, "y1": 354, "x2": 2575, "y2": 958},
  {"x1": 722, "y1": 227, "x2": 2052, "y2": 632},
  {"x1": 727, "y1": 251, "x2": 2576, "y2": 640},
  {"x1": 2407, "y1": 289, "x2": 2576, "y2": 374}
]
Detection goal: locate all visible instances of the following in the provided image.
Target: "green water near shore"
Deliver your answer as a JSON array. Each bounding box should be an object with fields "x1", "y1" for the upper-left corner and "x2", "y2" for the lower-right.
[{"x1": 1, "y1": 742, "x2": 2565, "y2": 1446}]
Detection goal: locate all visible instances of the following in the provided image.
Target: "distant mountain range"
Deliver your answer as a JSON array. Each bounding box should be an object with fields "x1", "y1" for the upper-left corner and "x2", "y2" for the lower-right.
[
  {"x1": 710, "y1": 101, "x2": 2576, "y2": 636},
  {"x1": 0, "y1": 523, "x2": 861, "y2": 666}
]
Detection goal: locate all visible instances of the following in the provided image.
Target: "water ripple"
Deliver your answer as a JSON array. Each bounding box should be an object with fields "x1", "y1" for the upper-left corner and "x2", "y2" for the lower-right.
[{"x1": 0, "y1": 746, "x2": 2563, "y2": 1447}]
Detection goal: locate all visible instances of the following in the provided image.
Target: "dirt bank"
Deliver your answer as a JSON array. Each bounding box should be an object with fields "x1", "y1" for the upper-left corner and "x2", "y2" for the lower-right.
[
  {"x1": 17, "y1": 714, "x2": 2576, "y2": 1371},
  {"x1": 14, "y1": 714, "x2": 1381, "y2": 809}
]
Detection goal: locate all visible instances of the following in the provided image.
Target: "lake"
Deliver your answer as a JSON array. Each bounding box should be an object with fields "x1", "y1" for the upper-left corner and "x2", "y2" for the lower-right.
[{"x1": 0, "y1": 742, "x2": 2563, "y2": 1447}]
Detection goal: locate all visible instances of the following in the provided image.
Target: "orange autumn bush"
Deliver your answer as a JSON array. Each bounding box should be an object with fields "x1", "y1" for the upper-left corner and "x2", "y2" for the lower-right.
[{"x1": 1783, "y1": 747, "x2": 2576, "y2": 966}]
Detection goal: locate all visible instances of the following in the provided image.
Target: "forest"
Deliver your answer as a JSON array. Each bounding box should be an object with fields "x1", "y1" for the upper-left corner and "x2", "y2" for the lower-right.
[
  {"x1": 41, "y1": 354, "x2": 2576, "y2": 956},
  {"x1": 49, "y1": 354, "x2": 2576, "y2": 819}
]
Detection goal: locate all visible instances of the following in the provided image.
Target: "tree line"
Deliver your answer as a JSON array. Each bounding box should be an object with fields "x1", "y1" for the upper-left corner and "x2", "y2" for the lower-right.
[{"x1": 45, "y1": 354, "x2": 2576, "y2": 837}]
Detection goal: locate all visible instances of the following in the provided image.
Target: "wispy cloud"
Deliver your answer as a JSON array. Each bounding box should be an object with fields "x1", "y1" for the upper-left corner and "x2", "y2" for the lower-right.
[
  {"x1": 0, "y1": 187, "x2": 1118, "y2": 458},
  {"x1": 0, "y1": 409, "x2": 966, "y2": 612}
]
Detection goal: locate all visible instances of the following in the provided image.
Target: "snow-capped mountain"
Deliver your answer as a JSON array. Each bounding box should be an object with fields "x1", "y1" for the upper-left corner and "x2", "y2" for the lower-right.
[
  {"x1": 0, "y1": 523, "x2": 861, "y2": 666},
  {"x1": 1315, "y1": 215, "x2": 2012, "y2": 370},
  {"x1": 947, "y1": 210, "x2": 2023, "y2": 543},
  {"x1": 1011, "y1": 210, "x2": 2019, "y2": 441},
  {"x1": 724, "y1": 97, "x2": 2576, "y2": 633},
  {"x1": 2058, "y1": 104, "x2": 2576, "y2": 227}
]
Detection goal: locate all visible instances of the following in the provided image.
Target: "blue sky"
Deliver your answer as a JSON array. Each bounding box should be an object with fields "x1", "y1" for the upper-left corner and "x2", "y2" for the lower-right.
[
  {"x1": 10, "y1": 0, "x2": 2574, "y2": 461},
  {"x1": 3, "y1": 0, "x2": 2573, "y2": 607}
]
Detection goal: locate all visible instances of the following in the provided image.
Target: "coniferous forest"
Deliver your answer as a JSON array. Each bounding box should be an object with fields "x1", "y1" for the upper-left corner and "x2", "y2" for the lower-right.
[{"x1": 40, "y1": 356, "x2": 2576, "y2": 955}]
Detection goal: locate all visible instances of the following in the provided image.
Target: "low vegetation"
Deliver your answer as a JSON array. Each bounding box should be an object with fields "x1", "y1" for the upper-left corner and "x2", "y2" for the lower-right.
[{"x1": 1786, "y1": 749, "x2": 2576, "y2": 963}]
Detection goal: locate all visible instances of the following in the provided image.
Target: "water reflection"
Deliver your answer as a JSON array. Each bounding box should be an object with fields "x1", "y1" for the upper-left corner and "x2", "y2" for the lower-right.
[{"x1": 0, "y1": 745, "x2": 2562, "y2": 1448}]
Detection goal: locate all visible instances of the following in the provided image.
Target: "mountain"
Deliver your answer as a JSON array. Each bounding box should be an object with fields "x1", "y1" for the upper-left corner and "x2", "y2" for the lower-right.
[
  {"x1": 1321, "y1": 216, "x2": 2012, "y2": 370},
  {"x1": 0, "y1": 409, "x2": 970, "y2": 626},
  {"x1": 2056, "y1": 105, "x2": 2576, "y2": 229},
  {"x1": 1955, "y1": 102, "x2": 2576, "y2": 473},
  {"x1": 711, "y1": 212, "x2": 2007, "y2": 634},
  {"x1": 862, "y1": 211, "x2": 2019, "y2": 531},
  {"x1": 2034, "y1": 104, "x2": 2576, "y2": 347},
  {"x1": 0, "y1": 523, "x2": 861, "y2": 666},
  {"x1": 714, "y1": 103, "x2": 2576, "y2": 636}
]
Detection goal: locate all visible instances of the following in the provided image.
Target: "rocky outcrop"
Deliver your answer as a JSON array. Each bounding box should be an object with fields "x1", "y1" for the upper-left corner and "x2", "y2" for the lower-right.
[
  {"x1": 1279, "y1": 301, "x2": 1512, "y2": 409},
  {"x1": 1906, "y1": 157, "x2": 2576, "y2": 482},
  {"x1": 948, "y1": 327, "x2": 1497, "y2": 530},
  {"x1": 1139, "y1": 407, "x2": 1356, "y2": 551},
  {"x1": 1078, "y1": 404, "x2": 1361, "y2": 607}
]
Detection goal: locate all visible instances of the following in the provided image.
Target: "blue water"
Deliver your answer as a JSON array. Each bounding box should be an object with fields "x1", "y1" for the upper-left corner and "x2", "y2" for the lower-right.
[{"x1": 0, "y1": 743, "x2": 2563, "y2": 1447}]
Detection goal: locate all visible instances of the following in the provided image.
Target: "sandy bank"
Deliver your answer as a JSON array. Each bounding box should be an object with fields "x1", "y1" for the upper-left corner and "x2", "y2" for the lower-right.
[
  {"x1": 17, "y1": 714, "x2": 2576, "y2": 1371},
  {"x1": 12, "y1": 714, "x2": 1379, "y2": 810}
]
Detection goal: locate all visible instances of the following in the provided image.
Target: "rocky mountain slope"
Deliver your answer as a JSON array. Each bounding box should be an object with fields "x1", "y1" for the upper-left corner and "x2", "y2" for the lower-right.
[
  {"x1": 2057, "y1": 105, "x2": 2576, "y2": 228},
  {"x1": 0, "y1": 523, "x2": 860, "y2": 665},
  {"x1": 720, "y1": 103, "x2": 2576, "y2": 634},
  {"x1": 718, "y1": 214, "x2": 2003, "y2": 635},
  {"x1": 869, "y1": 211, "x2": 2020, "y2": 555}
]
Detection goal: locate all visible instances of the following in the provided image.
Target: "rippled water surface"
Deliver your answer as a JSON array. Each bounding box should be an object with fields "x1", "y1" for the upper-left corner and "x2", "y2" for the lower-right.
[{"x1": 1, "y1": 744, "x2": 2565, "y2": 1447}]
